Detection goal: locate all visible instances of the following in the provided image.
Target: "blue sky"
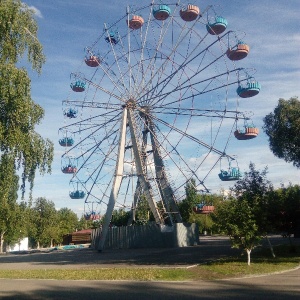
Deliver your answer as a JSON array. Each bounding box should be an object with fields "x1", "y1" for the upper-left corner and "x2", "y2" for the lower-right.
[{"x1": 22, "y1": 0, "x2": 300, "y2": 217}]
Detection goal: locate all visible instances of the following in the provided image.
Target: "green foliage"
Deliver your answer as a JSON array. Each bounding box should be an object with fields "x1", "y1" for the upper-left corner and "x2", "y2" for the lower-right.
[
  {"x1": 0, "y1": 0, "x2": 53, "y2": 197},
  {"x1": 0, "y1": 0, "x2": 46, "y2": 72},
  {"x1": 0, "y1": 154, "x2": 19, "y2": 252},
  {"x1": 230, "y1": 162, "x2": 273, "y2": 234},
  {"x1": 230, "y1": 163, "x2": 299, "y2": 235},
  {"x1": 263, "y1": 97, "x2": 300, "y2": 168},
  {"x1": 30, "y1": 198, "x2": 58, "y2": 248},
  {"x1": 0, "y1": 0, "x2": 53, "y2": 251},
  {"x1": 178, "y1": 179, "x2": 201, "y2": 222},
  {"x1": 77, "y1": 216, "x2": 94, "y2": 230},
  {"x1": 231, "y1": 162, "x2": 272, "y2": 200},
  {"x1": 28, "y1": 198, "x2": 78, "y2": 247},
  {"x1": 178, "y1": 179, "x2": 223, "y2": 232},
  {"x1": 135, "y1": 194, "x2": 151, "y2": 225},
  {"x1": 190, "y1": 213, "x2": 214, "y2": 233},
  {"x1": 223, "y1": 199, "x2": 261, "y2": 249},
  {"x1": 3, "y1": 201, "x2": 29, "y2": 247},
  {"x1": 214, "y1": 163, "x2": 274, "y2": 264},
  {"x1": 56, "y1": 208, "x2": 78, "y2": 242},
  {"x1": 267, "y1": 184, "x2": 300, "y2": 234},
  {"x1": 111, "y1": 209, "x2": 130, "y2": 226},
  {"x1": 214, "y1": 198, "x2": 262, "y2": 265}
]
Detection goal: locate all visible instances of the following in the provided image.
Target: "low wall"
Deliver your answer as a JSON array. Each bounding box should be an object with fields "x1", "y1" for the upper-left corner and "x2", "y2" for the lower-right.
[{"x1": 91, "y1": 223, "x2": 199, "y2": 250}]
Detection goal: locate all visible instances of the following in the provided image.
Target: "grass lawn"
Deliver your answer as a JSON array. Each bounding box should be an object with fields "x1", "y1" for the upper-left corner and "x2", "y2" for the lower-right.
[{"x1": 0, "y1": 244, "x2": 299, "y2": 281}]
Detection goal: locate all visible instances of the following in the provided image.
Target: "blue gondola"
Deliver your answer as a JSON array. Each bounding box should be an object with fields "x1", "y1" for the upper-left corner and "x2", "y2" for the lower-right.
[
  {"x1": 153, "y1": 5, "x2": 171, "y2": 20},
  {"x1": 64, "y1": 108, "x2": 78, "y2": 118},
  {"x1": 105, "y1": 30, "x2": 119, "y2": 45},
  {"x1": 218, "y1": 167, "x2": 241, "y2": 181},
  {"x1": 70, "y1": 190, "x2": 85, "y2": 199},
  {"x1": 70, "y1": 80, "x2": 86, "y2": 92},
  {"x1": 237, "y1": 81, "x2": 261, "y2": 98},
  {"x1": 59, "y1": 137, "x2": 74, "y2": 147},
  {"x1": 206, "y1": 16, "x2": 228, "y2": 35}
]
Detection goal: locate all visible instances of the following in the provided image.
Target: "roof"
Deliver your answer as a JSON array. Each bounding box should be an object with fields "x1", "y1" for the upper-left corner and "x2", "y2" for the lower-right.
[{"x1": 72, "y1": 229, "x2": 92, "y2": 235}]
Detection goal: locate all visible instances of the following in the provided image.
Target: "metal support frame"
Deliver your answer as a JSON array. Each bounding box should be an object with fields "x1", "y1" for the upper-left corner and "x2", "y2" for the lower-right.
[
  {"x1": 148, "y1": 119, "x2": 182, "y2": 224},
  {"x1": 127, "y1": 107, "x2": 164, "y2": 225},
  {"x1": 98, "y1": 105, "x2": 165, "y2": 251}
]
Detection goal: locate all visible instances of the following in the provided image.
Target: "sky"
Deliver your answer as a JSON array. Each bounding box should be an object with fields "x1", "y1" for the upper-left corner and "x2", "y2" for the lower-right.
[{"x1": 21, "y1": 0, "x2": 300, "y2": 217}]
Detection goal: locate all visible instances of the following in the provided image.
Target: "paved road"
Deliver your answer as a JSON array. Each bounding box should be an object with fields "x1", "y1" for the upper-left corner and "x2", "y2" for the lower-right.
[
  {"x1": 0, "y1": 236, "x2": 242, "y2": 270},
  {"x1": 0, "y1": 267, "x2": 299, "y2": 299},
  {"x1": 0, "y1": 236, "x2": 299, "y2": 299},
  {"x1": 2, "y1": 235, "x2": 296, "y2": 270}
]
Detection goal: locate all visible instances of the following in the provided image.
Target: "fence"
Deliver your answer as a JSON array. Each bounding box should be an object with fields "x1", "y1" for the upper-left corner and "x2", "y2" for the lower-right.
[{"x1": 91, "y1": 223, "x2": 199, "y2": 250}]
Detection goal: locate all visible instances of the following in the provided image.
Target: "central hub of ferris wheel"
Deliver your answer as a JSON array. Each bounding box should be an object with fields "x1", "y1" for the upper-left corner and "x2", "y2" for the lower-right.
[{"x1": 125, "y1": 98, "x2": 137, "y2": 109}]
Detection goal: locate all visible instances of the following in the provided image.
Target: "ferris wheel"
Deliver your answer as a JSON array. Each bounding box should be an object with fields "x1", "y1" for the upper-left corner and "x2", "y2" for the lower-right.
[{"x1": 59, "y1": 1, "x2": 260, "y2": 249}]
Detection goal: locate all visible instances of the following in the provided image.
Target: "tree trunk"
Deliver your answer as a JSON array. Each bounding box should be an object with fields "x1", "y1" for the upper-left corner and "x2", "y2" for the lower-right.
[
  {"x1": 246, "y1": 249, "x2": 251, "y2": 265},
  {"x1": 37, "y1": 240, "x2": 40, "y2": 249},
  {"x1": 265, "y1": 235, "x2": 276, "y2": 258},
  {"x1": 0, "y1": 232, "x2": 6, "y2": 253},
  {"x1": 0, "y1": 233, "x2": 4, "y2": 253}
]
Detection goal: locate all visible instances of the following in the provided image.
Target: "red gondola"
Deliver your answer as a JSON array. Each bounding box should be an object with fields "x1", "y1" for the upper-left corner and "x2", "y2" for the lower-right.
[
  {"x1": 85, "y1": 55, "x2": 100, "y2": 67},
  {"x1": 179, "y1": 5, "x2": 200, "y2": 22},
  {"x1": 127, "y1": 15, "x2": 144, "y2": 30},
  {"x1": 227, "y1": 42, "x2": 250, "y2": 61}
]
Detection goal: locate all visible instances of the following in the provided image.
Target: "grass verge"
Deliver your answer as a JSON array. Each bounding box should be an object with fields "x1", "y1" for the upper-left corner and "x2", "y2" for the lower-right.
[
  {"x1": 0, "y1": 244, "x2": 299, "y2": 281},
  {"x1": 190, "y1": 244, "x2": 300, "y2": 280},
  {"x1": 0, "y1": 268, "x2": 191, "y2": 281}
]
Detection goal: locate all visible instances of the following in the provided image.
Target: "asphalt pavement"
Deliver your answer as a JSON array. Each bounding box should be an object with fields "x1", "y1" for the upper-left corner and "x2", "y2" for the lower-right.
[{"x1": 0, "y1": 235, "x2": 299, "y2": 299}]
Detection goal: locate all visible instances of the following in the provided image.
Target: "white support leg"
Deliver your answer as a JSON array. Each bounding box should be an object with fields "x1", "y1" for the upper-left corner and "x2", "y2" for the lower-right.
[{"x1": 97, "y1": 108, "x2": 128, "y2": 251}]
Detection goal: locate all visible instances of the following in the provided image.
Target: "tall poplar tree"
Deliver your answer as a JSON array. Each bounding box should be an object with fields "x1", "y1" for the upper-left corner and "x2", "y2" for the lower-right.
[
  {"x1": 0, "y1": 0, "x2": 54, "y2": 252},
  {"x1": 263, "y1": 97, "x2": 300, "y2": 168}
]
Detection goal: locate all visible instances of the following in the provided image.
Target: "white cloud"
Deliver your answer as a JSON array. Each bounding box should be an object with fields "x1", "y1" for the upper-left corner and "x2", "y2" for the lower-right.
[{"x1": 28, "y1": 5, "x2": 43, "y2": 18}]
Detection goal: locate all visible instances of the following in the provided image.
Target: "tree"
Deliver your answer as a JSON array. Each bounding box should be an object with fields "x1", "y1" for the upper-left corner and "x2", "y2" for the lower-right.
[
  {"x1": 0, "y1": 1, "x2": 54, "y2": 196},
  {"x1": 214, "y1": 163, "x2": 275, "y2": 264},
  {"x1": 191, "y1": 213, "x2": 214, "y2": 234},
  {"x1": 30, "y1": 198, "x2": 58, "y2": 248},
  {"x1": 178, "y1": 179, "x2": 201, "y2": 222},
  {"x1": 214, "y1": 198, "x2": 262, "y2": 265},
  {"x1": 189, "y1": 193, "x2": 223, "y2": 234},
  {"x1": 111, "y1": 209, "x2": 130, "y2": 227},
  {"x1": 135, "y1": 195, "x2": 151, "y2": 225},
  {"x1": 268, "y1": 184, "x2": 300, "y2": 236},
  {"x1": 3, "y1": 201, "x2": 29, "y2": 249},
  {"x1": 0, "y1": 154, "x2": 19, "y2": 252},
  {"x1": 0, "y1": 0, "x2": 53, "y2": 251},
  {"x1": 230, "y1": 162, "x2": 273, "y2": 235},
  {"x1": 263, "y1": 97, "x2": 300, "y2": 168},
  {"x1": 232, "y1": 162, "x2": 276, "y2": 257},
  {"x1": 56, "y1": 208, "x2": 78, "y2": 244},
  {"x1": 77, "y1": 216, "x2": 95, "y2": 231}
]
